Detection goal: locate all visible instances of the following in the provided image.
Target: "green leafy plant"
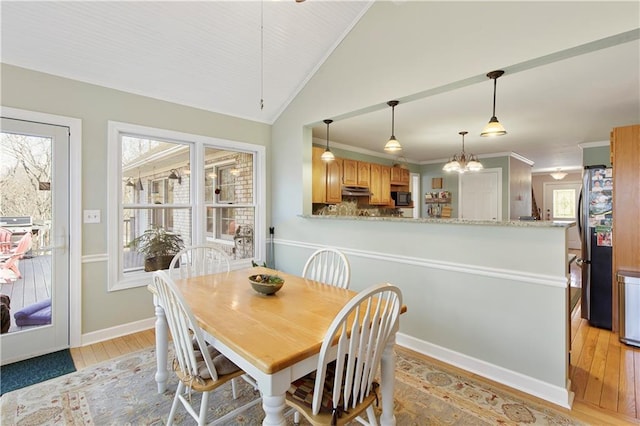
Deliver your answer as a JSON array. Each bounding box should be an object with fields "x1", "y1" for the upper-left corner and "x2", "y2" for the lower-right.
[{"x1": 129, "y1": 225, "x2": 185, "y2": 271}]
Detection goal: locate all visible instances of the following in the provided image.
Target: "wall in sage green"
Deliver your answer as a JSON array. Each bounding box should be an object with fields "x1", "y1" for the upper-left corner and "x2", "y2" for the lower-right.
[
  {"x1": 420, "y1": 157, "x2": 510, "y2": 218},
  {"x1": 1, "y1": 63, "x2": 271, "y2": 334},
  {"x1": 583, "y1": 144, "x2": 611, "y2": 167},
  {"x1": 266, "y1": 0, "x2": 640, "y2": 400}
]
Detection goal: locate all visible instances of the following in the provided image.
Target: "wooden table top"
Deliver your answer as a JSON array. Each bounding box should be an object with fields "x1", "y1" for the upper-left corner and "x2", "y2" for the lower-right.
[{"x1": 172, "y1": 267, "x2": 360, "y2": 374}]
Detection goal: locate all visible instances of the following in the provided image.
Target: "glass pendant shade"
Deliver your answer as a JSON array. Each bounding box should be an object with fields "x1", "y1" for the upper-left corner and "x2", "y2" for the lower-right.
[
  {"x1": 480, "y1": 117, "x2": 507, "y2": 137},
  {"x1": 384, "y1": 136, "x2": 402, "y2": 152},
  {"x1": 322, "y1": 119, "x2": 334, "y2": 162},
  {"x1": 466, "y1": 156, "x2": 484, "y2": 171},
  {"x1": 321, "y1": 149, "x2": 335, "y2": 162},
  {"x1": 443, "y1": 158, "x2": 461, "y2": 172}
]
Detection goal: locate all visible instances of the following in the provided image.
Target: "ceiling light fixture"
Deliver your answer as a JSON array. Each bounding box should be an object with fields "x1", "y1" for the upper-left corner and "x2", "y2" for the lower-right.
[
  {"x1": 550, "y1": 169, "x2": 568, "y2": 180},
  {"x1": 443, "y1": 131, "x2": 483, "y2": 174},
  {"x1": 384, "y1": 100, "x2": 402, "y2": 153},
  {"x1": 125, "y1": 178, "x2": 135, "y2": 187},
  {"x1": 480, "y1": 70, "x2": 507, "y2": 137},
  {"x1": 168, "y1": 169, "x2": 182, "y2": 184},
  {"x1": 321, "y1": 119, "x2": 335, "y2": 162}
]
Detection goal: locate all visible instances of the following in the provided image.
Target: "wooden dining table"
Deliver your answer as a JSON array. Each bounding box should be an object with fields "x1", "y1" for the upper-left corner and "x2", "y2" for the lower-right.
[{"x1": 150, "y1": 266, "x2": 402, "y2": 426}]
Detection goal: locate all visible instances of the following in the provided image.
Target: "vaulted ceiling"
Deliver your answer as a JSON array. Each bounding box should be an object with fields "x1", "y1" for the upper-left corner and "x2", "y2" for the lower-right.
[{"x1": 2, "y1": 1, "x2": 638, "y2": 173}]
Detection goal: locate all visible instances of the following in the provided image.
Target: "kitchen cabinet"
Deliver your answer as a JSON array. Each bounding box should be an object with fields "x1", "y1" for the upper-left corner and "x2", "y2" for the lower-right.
[
  {"x1": 357, "y1": 161, "x2": 370, "y2": 187},
  {"x1": 390, "y1": 166, "x2": 410, "y2": 185},
  {"x1": 326, "y1": 157, "x2": 343, "y2": 204},
  {"x1": 611, "y1": 124, "x2": 640, "y2": 333},
  {"x1": 312, "y1": 147, "x2": 342, "y2": 204},
  {"x1": 343, "y1": 159, "x2": 370, "y2": 187},
  {"x1": 370, "y1": 163, "x2": 391, "y2": 205},
  {"x1": 312, "y1": 146, "x2": 326, "y2": 203}
]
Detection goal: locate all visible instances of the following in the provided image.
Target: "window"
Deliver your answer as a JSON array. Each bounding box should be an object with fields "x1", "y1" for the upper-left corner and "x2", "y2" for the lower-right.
[
  {"x1": 553, "y1": 189, "x2": 576, "y2": 219},
  {"x1": 108, "y1": 121, "x2": 265, "y2": 291}
]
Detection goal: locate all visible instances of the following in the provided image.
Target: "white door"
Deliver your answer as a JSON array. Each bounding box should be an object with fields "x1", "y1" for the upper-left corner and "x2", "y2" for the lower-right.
[
  {"x1": 0, "y1": 117, "x2": 70, "y2": 364},
  {"x1": 459, "y1": 169, "x2": 501, "y2": 220},
  {"x1": 543, "y1": 180, "x2": 582, "y2": 250}
]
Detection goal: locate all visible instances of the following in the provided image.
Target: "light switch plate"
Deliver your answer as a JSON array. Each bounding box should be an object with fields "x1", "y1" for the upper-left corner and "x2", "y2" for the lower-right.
[{"x1": 84, "y1": 209, "x2": 101, "y2": 224}]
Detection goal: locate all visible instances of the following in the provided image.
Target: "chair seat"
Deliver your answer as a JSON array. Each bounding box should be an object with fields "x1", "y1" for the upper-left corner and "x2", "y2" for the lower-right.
[
  {"x1": 286, "y1": 360, "x2": 380, "y2": 426},
  {"x1": 174, "y1": 362, "x2": 245, "y2": 393}
]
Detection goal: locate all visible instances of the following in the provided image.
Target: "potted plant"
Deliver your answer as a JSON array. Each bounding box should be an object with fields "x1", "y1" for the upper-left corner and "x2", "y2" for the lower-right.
[{"x1": 129, "y1": 225, "x2": 185, "y2": 272}]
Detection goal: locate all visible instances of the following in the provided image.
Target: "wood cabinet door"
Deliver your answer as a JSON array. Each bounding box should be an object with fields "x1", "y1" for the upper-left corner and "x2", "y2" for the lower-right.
[
  {"x1": 312, "y1": 147, "x2": 326, "y2": 203},
  {"x1": 390, "y1": 166, "x2": 403, "y2": 184},
  {"x1": 343, "y1": 159, "x2": 357, "y2": 186},
  {"x1": 369, "y1": 164, "x2": 391, "y2": 205},
  {"x1": 380, "y1": 165, "x2": 391, "y2": 205},
  {"x1": 326, "y1": 158, "x2": 343, "y2": 203},
  {"x1": 402, "y1": 167, "x2": 410, "y2": 184},
  {"x1": 369, "y1": 163, "x2": 382, "y2": 204},
  {"x1": 357, "y1": 161, "x2": 370, "y2": 187}
]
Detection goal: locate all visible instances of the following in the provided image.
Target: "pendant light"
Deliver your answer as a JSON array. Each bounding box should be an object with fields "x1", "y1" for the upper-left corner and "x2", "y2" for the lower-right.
[
  {"x1": 321, "y1": 119, "x2": 335, "y2": 162},
  {"x1": 480, "y1": 70, "x2": 507, "y2": 137},
  {"x1": 384, "y1": 100, "x2": 402, "y2": 152},
  {"x1": 443, "y1": 131, "x2": 483, "y2": 173}
]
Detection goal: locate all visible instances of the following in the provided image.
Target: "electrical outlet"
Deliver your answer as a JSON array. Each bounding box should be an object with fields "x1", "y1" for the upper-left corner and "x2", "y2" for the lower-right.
[{"x1": 84, "y1": 209, "x2": 101, "y2": 224}]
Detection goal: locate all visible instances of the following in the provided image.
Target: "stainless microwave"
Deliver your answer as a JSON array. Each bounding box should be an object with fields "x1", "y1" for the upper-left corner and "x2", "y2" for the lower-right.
[{"x1": 391, "y1": 191, "x2": 412, "y2": 206}]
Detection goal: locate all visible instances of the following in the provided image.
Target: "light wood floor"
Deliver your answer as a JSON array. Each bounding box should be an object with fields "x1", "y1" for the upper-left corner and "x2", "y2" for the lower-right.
[{"x1": 71, "y1": 317, "x2": 640, "y2": 425}]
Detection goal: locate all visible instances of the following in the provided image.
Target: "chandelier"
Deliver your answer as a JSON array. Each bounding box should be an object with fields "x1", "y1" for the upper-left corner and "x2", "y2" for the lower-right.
[{"x1": 443, "y1": 131, "x2": 483, "y2": 173}]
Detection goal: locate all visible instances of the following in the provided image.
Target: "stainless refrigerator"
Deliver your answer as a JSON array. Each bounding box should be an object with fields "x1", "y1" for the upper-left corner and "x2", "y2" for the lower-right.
[{"x1": 578, "y1": 165, "x2": 613, "y2": 329}]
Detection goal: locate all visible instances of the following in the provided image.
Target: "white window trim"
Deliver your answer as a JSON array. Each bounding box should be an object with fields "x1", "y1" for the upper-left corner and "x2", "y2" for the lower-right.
[{"x1": 107, "y1": 121, "x2": 266, "y2": 291}]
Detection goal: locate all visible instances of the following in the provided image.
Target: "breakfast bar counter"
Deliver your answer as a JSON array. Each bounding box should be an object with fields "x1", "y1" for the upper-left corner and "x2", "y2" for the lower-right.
[{"x1": 302, "y1": 214, "x2": 576, "y2": 228}]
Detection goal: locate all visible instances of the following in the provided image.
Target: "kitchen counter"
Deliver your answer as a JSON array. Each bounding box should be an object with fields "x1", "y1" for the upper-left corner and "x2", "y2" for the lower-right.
[{"x1": 302, "y1": 214, "x2": 576, "y2": 228}]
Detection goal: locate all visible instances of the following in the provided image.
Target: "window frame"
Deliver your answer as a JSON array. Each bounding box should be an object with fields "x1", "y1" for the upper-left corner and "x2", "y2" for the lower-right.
[{"x1": 107, "y1": 121, "x2": 266, "y2": 291}]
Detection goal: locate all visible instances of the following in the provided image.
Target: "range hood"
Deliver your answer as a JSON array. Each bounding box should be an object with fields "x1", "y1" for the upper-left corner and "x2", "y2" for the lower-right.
[{"x1": 342, "y1": 186, "x2": 372, "y2": 197}]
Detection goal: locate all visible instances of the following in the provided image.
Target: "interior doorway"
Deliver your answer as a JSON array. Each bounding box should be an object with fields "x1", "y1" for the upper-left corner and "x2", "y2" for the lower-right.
[
  {"x1": 543, "y1": 180, "x2": 582, "y2": 250},
  {"x1": 459, "y1": 168, "x2": 502, "y2": 221}
]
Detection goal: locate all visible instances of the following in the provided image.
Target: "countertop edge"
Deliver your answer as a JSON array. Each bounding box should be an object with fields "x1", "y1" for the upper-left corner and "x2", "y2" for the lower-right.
[{"x1": 299, "y1": 215, "x2": 576, "y2": 228}]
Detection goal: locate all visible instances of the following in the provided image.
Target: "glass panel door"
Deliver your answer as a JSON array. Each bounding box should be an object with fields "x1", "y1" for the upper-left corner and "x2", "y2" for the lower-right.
[{"x1": 0, "y1": 117, "x2": 70, "y2": 364}]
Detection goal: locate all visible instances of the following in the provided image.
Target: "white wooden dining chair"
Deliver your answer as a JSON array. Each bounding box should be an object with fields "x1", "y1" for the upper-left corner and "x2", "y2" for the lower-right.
[
  {"x1": 302, "y1": 247, "x2": 351, "y2": 289},
  {"x1": 286, "y1": 283, "x2": 403, "y2": 426},
  {"x1": 168, "y1": 245, "x2": 258, "y2": 395},
  {"x1": 169, "y1": 245, "x2": 231, "y2": 279},
  {"x1": 152, "y1": 270, "x2": 261, "y2": 426}
]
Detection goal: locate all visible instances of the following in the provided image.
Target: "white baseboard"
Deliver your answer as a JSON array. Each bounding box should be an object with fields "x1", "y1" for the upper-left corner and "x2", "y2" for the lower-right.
[
  {"x1": 396, "y1": 332, "x2": 574, "y2": 409},
  {"x1": 80, "y1": 317, "x2": 155, "y2": 347}
]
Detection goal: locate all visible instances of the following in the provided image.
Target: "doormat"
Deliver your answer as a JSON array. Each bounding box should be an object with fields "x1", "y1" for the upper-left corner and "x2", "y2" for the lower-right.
[{"x1": 1, "y1": 349, "x2": 76, "y2": 395}]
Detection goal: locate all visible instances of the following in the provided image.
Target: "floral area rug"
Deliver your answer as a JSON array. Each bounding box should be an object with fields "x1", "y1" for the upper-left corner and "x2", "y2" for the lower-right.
[{"x1": 1, "y1": 346, "x2": 586, "y2": 425}]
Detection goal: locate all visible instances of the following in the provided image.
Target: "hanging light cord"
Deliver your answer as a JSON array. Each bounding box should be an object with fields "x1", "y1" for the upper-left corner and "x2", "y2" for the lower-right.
[
  {"x1": 491, "y1": 77, "x2": 497, "y2": 117},
  {"x1": 259, "y1": 0, "x2": 264, "y2": 111},
  {"x1": 390, "y1": 104, "x2": 395, "y2": 137}
]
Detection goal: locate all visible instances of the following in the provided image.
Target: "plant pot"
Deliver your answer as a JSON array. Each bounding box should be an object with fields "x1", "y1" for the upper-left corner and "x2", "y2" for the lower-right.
[{"x1": 144, "y1": 255, "x2": 175, "y2": 272}]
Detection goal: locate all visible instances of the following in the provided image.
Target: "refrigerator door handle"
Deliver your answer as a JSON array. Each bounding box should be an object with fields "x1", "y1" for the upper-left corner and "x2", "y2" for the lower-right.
[{"x1": 577, "y1": 189, "x2": 583, "y2": 236}]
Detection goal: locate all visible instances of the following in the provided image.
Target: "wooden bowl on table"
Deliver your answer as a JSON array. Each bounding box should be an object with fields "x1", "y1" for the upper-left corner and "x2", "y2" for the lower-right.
[{"x1": 248, "y1": 274, "x2": 284, "y2": 295}]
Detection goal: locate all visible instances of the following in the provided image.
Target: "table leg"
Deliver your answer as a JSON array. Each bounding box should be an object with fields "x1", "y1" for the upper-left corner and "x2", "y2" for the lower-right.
[
  {"x1": 154, "y1": 301, "x2": 169, "y2": 393},
  {"x1": 379, "y1": 333, "x2": 397, "y2": 426},
  {"x1": 261, "y1": 394, "x2": 287, "y2": 426}
]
